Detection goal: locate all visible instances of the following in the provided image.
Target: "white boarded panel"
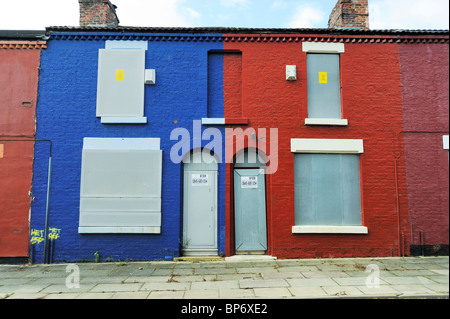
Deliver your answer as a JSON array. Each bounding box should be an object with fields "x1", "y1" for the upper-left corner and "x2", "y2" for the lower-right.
[
  {"x1": 96, "y1": 49, "x2": 145, "y2": 117},
  {"x1": 79, "y1": 138, "x2": 162, "y2": 233},
  {"x1": 80, "y1": 150, "x2": 162, "y2": 197}
]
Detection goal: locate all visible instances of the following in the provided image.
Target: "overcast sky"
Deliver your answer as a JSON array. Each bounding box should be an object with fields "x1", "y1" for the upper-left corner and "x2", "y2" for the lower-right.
[{"x1": 0, "y1": 0, "x2": 448, "y2": 30}]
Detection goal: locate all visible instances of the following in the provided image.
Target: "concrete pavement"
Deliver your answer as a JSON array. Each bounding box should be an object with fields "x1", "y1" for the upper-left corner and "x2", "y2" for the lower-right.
[{"x1": 0, "y1": 256, "x2": 448, "y2": 299}]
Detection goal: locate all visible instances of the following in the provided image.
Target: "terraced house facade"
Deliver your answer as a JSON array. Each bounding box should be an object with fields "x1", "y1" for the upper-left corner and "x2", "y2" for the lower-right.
[{"x1": 1, "y1": 0, "x2": 447, "y2": 263}]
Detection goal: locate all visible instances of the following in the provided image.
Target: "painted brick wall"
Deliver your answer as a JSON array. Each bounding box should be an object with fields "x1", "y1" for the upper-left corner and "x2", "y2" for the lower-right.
[
  {"x1": 0, "y1": 47, "x2": 41, "y2": 258},
  {"x1": 31, "y1": 35, "x2": 225, "y2": 263},
  {"x1": 224, "y1": 37, "x2": 409, "y2": 258},
  {"x1": 399, "y1": 43, "x2": 449, "y2": 252}
]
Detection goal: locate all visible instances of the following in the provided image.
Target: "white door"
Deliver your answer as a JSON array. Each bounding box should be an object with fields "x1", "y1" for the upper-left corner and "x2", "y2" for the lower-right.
[{"x1": 182, "y1": 150, "x2": 218, "y2": 256}]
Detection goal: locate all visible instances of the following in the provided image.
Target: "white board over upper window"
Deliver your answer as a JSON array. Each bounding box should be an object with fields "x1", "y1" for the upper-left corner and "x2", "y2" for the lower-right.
[{"x1": 96, "y1": 41, "x2": 154, "y2": 124}]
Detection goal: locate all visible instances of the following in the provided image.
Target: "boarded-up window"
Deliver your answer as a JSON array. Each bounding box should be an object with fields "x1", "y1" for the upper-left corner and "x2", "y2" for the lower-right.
[
  {"x1": 96, "y1": 49, "x2": 146, "y2": 119},
  {"x1": 79, "y1": 138, "x2": 162, "y2": 234},
  {"x1": 294, "y1": 153, "x2": 362, "y2": 226},
  {"x1": 307, "y1": 53, "x2": 341, "y2": 119}
]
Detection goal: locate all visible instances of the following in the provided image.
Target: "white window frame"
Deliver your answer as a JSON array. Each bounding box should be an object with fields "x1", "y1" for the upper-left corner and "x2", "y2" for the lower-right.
[
  {"x1": 291, "y1": 138, "x2": 368, "y2": 234},
  {"x1": 303, "y1": 42, "x2": 348, "y2": 126}
]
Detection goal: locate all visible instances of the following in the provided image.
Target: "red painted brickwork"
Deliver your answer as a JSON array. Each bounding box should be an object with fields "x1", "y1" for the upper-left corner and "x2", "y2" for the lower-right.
[
  {"x1": 224, "y1": 36, "x2": 409, "y2": 258},
  {"x1": 224, "y1": 52, "x2": 243, "y2": 119},
  {"x1": 0, "y1": 47, "x2": 41, "y2": 257},
  {"x1": 399, "y1": 43, "x2": 449, "y2": 249}
]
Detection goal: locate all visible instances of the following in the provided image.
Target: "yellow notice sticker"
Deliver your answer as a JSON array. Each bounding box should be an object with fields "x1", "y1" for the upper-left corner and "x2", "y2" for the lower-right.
[
  {"x1": 116, "y1": 69, "x2": 125, "y2": 81},
  {"x1": 319, "y1": 72, "x2": 328, "y2": 84},
  {"x1": 0, "y1": 144, "x2": 4, "y2": 158}
]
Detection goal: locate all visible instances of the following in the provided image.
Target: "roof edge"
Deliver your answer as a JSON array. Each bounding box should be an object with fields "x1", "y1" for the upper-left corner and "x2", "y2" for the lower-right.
[{"x1": 45, "y1": 26, "x2": 449, "y2": 36}]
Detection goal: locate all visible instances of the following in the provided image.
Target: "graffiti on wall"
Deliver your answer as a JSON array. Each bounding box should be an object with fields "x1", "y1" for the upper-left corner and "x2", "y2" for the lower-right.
[{"x1": 30, "y1": 228, "x2": 61, "y2": 244}]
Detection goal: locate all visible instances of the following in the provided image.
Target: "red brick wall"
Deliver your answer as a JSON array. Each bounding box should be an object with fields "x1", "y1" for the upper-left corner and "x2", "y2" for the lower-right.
[
  {"x1": 0, "y1": 47, "x2": 41, "y2": 257},
  {"x1": 224, "y1": 36, "x2": 409, "y2": 258},
  {"x1": 399, "y1": 43, "x2": 449, "y2": 249}
]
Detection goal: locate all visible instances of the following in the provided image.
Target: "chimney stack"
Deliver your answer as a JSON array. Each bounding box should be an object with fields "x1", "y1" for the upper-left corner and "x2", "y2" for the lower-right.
[
  {"x1": 328, "y1": 0, "x2": 369, "y2": 30},
  {"x1": 79, "y1": 0, "x2": 119, "y2": 27}
]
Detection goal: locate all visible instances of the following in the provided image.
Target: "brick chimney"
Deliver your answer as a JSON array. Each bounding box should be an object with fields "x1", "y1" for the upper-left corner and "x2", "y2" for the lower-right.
[
  {"x1": 328, "y1": 0, "x2": 369, "y2": 30},
  {"x1": 79, "y1": 0, "x2": 119, "y2": 27}
]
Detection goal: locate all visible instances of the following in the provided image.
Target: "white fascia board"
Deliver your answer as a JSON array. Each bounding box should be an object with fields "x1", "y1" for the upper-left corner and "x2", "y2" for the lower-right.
[
  {"x1": 291, "y1": 138, "x2": 364, "y2": 154},
  {"x1": 302, "y1": 42, "x2": 345, "y2": 53},
  {"x1": 292, "y1": 225, "x2": 368, "y2": 234},
  {"x1": 83, "y1": 137, "x2": 161, "y2": 151},
  {"x1": 105, "y1": 40, "x2": 148, "y2": 50}
]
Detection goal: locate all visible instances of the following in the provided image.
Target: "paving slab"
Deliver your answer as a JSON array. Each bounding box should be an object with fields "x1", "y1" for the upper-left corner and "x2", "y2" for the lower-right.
[
  {"x1": 195, "y1": 267, "x2": 237, "y2": 275},
  {"x1": 302, "y1": 271, "x2": 350, "y2": 279},
  {"x1": 76, "y1": 292, "x2": 115, "y2": 299},
  {"x1": 389, "y1": 270, "x2": 437, "y2": 277},
  {"x1": 148, "y1": 290, "x2": 185, "y2": 299},
  {"x1": 288, "y1": 287, "x2": 328, "y2": 298},
  {"x1": 391, "y1": 285, "x2": 437, "y2": 296},
  {"x1": 41, "y1": 283, "x2": 96, "y2": 294},
  {"x1": 124, "y1": 275, "x2": 171, "y2": 283},
  {"x1": 140, "y1": 282, "x2": 191, "y2": 291},
  {"x1": 191, "y1": 280, "x2": 239, "y2": 290},
  {"x1": 356, "y1": 285, "x2": 400, "y2": 296},
  {"x1": 278, "y1": 266, "x2": 316, "y2": 273},
  {"x1": 239, "y1": 279, "x2": 289, "y2": 289},
  {"x1": 254, "y1": 288, "x2": 292, "y2": 298},
  {"x1": 332, "y1": 277, "x2": 388, "y2": 286},
  {"x1": 91, "y1": 283, "x2": 144, "y2": 293},
  {"x1": 43, "y1": 293, "x2": 82, "y2": 299},
  {"x1": 219, "y1": 288, "x2": 255, "y2": 299},
  {"x1": 0, "y1": 284, "x2": 49, "y2": 294},
  {"x1": 286, "y1": 278, "x2": 339, "y2": 287},
  {"x1": 7, "y1": 293, "x2": 48, "y2": 299},
  {"x1": 184, "y1": 289, "x2": 220, "y2": 299},
  {"x1": 381, "y1": 276, "x2": 436, "y2": 285},
  {"x1": 430, "y1": 269, "x2": 449, "y2": 275},
  {"x1": 262, "y1": 271, "x2": 305, "y2": 279},
  {"x1": 322, "y1": 286, "x2": 365, "y2": 297},
  {"x1": 111, "y1": 291, "x2": 150, "y2": 299},
  {"x1": 423, "y1": 284, "x2": 450, "y2": 294}
]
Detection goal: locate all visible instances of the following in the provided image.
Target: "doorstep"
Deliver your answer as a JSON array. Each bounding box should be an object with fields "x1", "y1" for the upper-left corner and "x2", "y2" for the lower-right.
[
  {"x1": 173, "y1": 256, "x2": 225, "y2": 262},
  {"x1": 225, "y1": 255, "x2": 277, "y2": 262}
]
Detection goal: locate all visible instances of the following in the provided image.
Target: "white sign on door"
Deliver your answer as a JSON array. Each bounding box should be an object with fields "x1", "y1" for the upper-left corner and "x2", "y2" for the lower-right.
[
  {"x1": 192, "y1": 174, "x2": 209, "y2": 186},
  {"x1": 241, "y1": 176, "x2": 258, "y2": 189}
]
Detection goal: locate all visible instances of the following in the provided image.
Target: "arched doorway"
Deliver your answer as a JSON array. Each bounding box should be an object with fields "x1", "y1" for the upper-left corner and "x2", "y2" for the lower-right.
[
  {"x1": 182, "y1": 148, "x2": 218, "y2": 256},
  {"x1": 233, "y1": 148, "x2": 268, "y2": 254}
]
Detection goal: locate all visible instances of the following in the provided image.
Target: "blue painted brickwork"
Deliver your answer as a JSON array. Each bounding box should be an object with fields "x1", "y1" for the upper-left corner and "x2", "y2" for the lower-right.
[
  {"x1": 208, "y1": 53, "x2": 224, "y2": 118},
  {"x1": 31, "y1": 33, "x2": 225, "y2": 263}
]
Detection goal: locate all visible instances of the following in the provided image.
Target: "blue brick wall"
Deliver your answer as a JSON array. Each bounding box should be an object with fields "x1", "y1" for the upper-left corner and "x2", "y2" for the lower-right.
[
  {"x1": 208, "y1": 53, "x2": 224, "y2": 118},
  {"x1": 31, "y1": 33, "x2": 225, "y2": 263}
]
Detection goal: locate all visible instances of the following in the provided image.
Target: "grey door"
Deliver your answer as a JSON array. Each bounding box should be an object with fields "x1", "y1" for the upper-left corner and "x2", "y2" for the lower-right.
[
  {"x1": 234, "y1": 169, "x2": 267, "y2": 252},
  {"x1": 183, "y1": 151, "x2": 218, "y2": 256}
]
